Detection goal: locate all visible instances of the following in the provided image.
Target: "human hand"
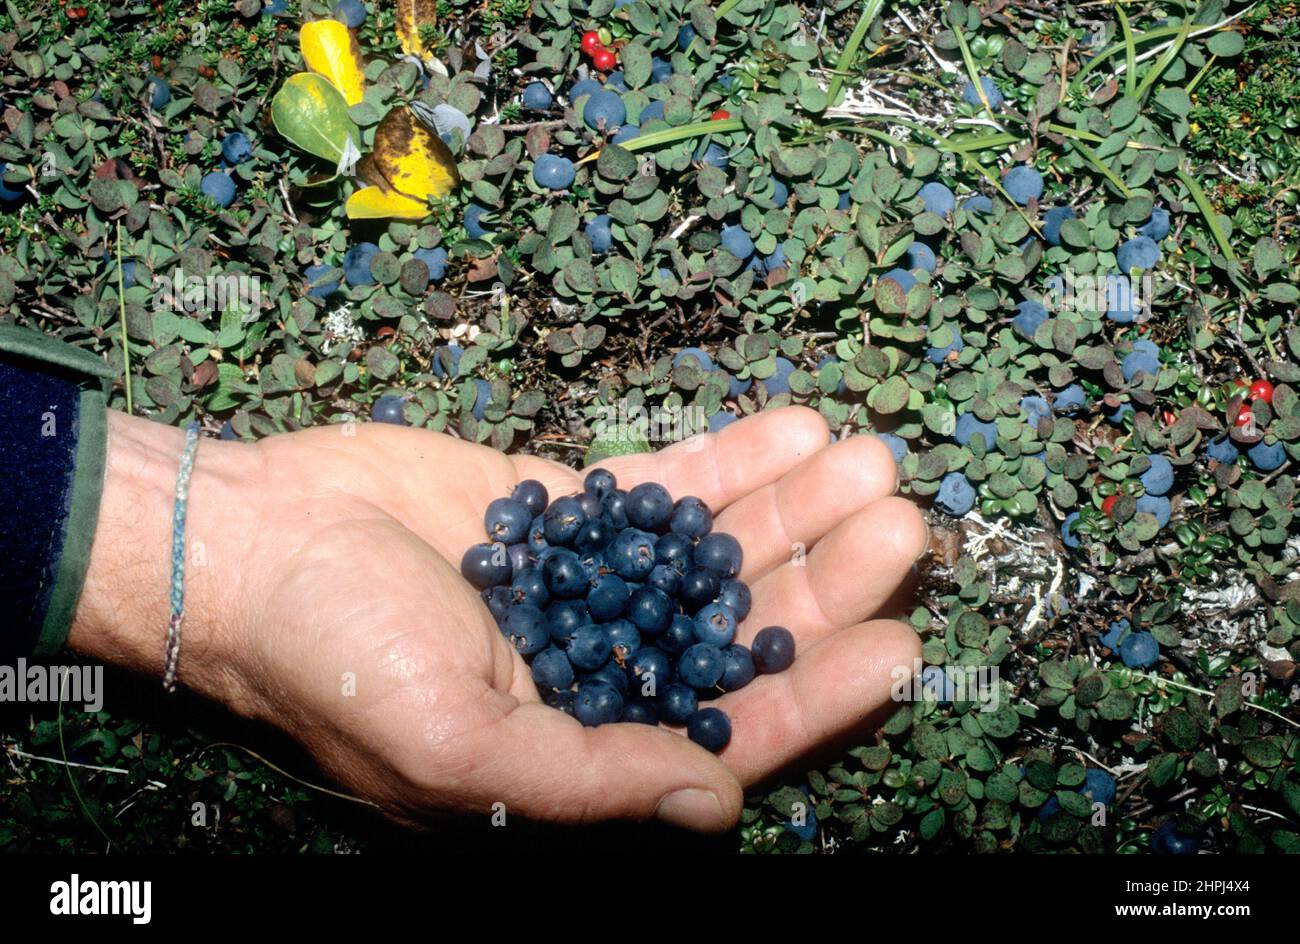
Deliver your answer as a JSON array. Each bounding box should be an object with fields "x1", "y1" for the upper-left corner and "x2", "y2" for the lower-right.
[{"x1": 70, "y1": 406, "x2": 926, "y2": 831}]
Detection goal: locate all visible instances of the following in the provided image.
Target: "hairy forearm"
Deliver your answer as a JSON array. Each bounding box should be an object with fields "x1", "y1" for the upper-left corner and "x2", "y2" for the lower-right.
[{"x1": 67, "y1": 411, "x2": 264, "y2": 714}]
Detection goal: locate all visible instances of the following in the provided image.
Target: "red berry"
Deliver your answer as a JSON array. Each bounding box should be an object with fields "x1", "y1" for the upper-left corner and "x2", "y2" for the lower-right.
[
  {"x1": 1102, "y1": 495, "x2": 1119, "y2": 518},
  {"x1": 1235, "y1": 406, "x2": 1254, "y2": 428},
  {"x1": 1249, "y1": 378, "x2": 1274, "y2": 404},
  {"x1": 593, "y1": 48, "x2": 616, "y2": 71},
  {"x1": 711, "y1": 109, "x2": 730, "y2": 121},
  {"x1": 581, "y1": 31, "x2": 602, "y2": 55}
]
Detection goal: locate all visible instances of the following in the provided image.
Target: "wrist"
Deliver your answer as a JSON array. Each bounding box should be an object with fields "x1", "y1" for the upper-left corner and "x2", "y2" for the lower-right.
[{"x1": 68, "y1": 412, "x2": 267, "y2": 715}]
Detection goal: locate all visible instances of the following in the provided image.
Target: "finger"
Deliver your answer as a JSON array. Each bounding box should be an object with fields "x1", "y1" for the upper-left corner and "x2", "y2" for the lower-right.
[
  {"x1": 451, "y1": 700, "x2": 745, "y2": 832},
  {"x1": 587, "y1": 406, "x2": 831, "y2": 514},
  {"x1": 708, "y1": 618, "x2": 922, "y2": 785},
  {"x1": 711, "y1": 434, "x2": 898, "y2": 582},
  {"x1": 742, "y1": 496, "x2": 928, "y2": 647}
]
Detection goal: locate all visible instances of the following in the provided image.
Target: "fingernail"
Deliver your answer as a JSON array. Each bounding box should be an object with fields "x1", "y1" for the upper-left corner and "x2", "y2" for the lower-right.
[{"x1": 655, "y1": 788, "x2": 724, "y2": 830}]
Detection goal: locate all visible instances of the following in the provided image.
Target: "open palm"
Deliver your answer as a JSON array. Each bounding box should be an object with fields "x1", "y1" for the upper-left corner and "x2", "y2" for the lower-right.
[{"x1": 191, "y1": 406, "x2": 927, "y2": 831}]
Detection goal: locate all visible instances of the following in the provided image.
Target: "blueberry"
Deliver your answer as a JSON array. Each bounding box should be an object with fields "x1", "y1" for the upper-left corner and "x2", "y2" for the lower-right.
[
  {"x1": 687, "y1": 707, "x2": 731, "y2": 753},
  {"x1": 1106, "y1": 401, "x2": 1136, "y2": 425},
  {"x1": 604, "y1": 70, "x2": 629, "y2": 92},
  {"x1": 568, "y1": 625, "x2": 612, "y2": 672},
  {"x1": 670, "y1": 496, "x2": 713, "y2": 538},
  {"x1": 1021, "y1": 395, "x2": 1052, "y2": 429},
  {"x1": 147, "y1": 76, "x2": 170, "y2": 108},
  {"x1": 626, "y1": 482, "x2": 674, "y2": 531},
  {"x1": 1105, "y1": 273, "x2": 1138, "y2": 322},
  {"x1": 220, "y1": 132, "x2": 253, "y2": 164},
  {"x1": 696, "y1": 142, "x2": 729, "y2": 169},
  {"x1": 470, "y1": 378, "x2": 493, "y2": 421},
  {"x1": 1248, "y1": 439, "x2": 1286, "y2": 471},
  {"x1": 647, "y1": 563, "x2": 682, "y2": 597},
  {"x1": 507, "y1": 543, "x2": 534, "y2": 576},
  {"x1": 918, "y1": 181, "x2": 956, "y2": 216},
  {"x1": 708, "y1": 410, "x2": 738, "y2": 431},
  {"x1": 1013, "y1": 297, "x2": 1051, "y2": 342},
  {"x1": 658, "y1": 682, "x2": 698, "y2": 724},
  {"x1": 678, "y1": 643, "x2": 725, "y2": 689},
  {"x1": 905, "y1": 240, "x2": 937, "y2": 273},
  {"x1": 877, "y1": 433, "x2": 909, "y2": 464},
  {"x1": 1137, "y1": 207, "x2": 1170, "y2": 241},
  {"x1": 501, "y1": 604, "x2": 550, "y2": 655},
  {"x1": 717, "y1": 578, "x2": 751, "y2": 622},
  {"x1": 464, "y1": 204, "x2": 493, "y2": 238},
  {"x1": 694, "y1": 532, "x2": 742, "y2": 578},
  {"x1": 545, "y1": 599, "x2": 589, "y2": 645},
  {"x1": 521, "y1": 81, "x2": 552, "y2": 111},
  {"x1": 639, "y1": 100, "x2": 666, "y2": 124},
  {"x1": 583, "y1": 468, "x2": 617, "y2": 499},
  {"x1": 611, "y1": 125, "x2": 640, "y2": 145},
  {"x1": 621, "y1": 700, "x2": 660, "y2": 724},
  {"x1": 752, "y1": 626, "x2": 796, "y2": 674},
  {"x1": 511, "y1": 479, "x2": 549, "y2": 517},
  {"x1": 1060, "y1": 512, "x2": 1082, "y2": 549},
  {"x1": 629, "y1": 648, "x2": 672, "y2": 695},
  {"x1": 926, "y1": 326, "x2": 964, "y2": 364},
  {"x1": 718, "y1": 644, "x2": 755, "y2": 692},
  {"x1": 602, "y1": 489, "x2": 629, "y2": 529},
  {"x1": 543, "y1": 496, "x2": 588, "y2": 546},
  {"x1": 1054, "y1": 384, "x2": 1087, "y2": 414},
  {"x1": 677, "y1": 23, "x2": 696, "y2": 50},
  {"x1": 483, "y1": 585, "x2": 513, "y2": 623},
  {"x1": 961, "y1": 75, "x2": 1004, "y2": 109},
  {"x1": 1150, "y1": 821, "x2": 1199, "y2": 855},
  {"x1": 962, "y1": 194, "x2": 994, "y2": 216},
  {"x1": 626, "y1": 586, "x2": 674, "y2": 635},
  {"x1": 720, "y1": 224, "x2": 754, "y2": 259},
  {"x1": 545, "y1": 689, "x2": 576, "y2": 717},
  {"x1": 1140, "y1": 454, "x2": 1174, "y2": 496},
  {"x1": 1080, "y1": 769, "x2": 1116, "y2": 807},
  {"x1": 574, "y1": 492, "x2": 603, "y2": 521},
  {"x1": 335, "y1": 0, "x2": 366, "y2": 27},
  {"x1": 486, "y1": 497, "x2": 533, "y2": 545},
  {"x1": 531, "y1": 647, "x2": 574, "y2": 691},
  {"x1": 1119, "y1": 630, "x2": 1159, "y2": 668},
  {"x1": 200, "y1": 171, "x2": 236, "y2": 208},
  {"x1": 880, "y1": 268, "x2": 917, "y2": 294},
  {"x1": 583, "y1": 90, "x2": 626, "y2": 131},
  {"x1": 604, "y1": 619, "x2": 642, "y2": 660},
  {"x1": 343, "y1": 242, "x2": 380, "y2": 286},
  {"x1": 460, "y1": 542, "x2": 511, "y2": 589},
  {"x1": 763, "y1": 244, "x2": 789, "y2": 273},
  {"x1": 935, "y1": 472, "x2": 977, "y2": 516},
  {"x1": 678, "y1": 567, "x2": 721, "y2": 613},
  {"x1": 769, "y1": 177, "x2": 790, "y2": 207},
  {"x1": 1003, "y1": 165, "x2": 1044, "y2": 205},
  {"x1": 1042, "y1": 206, "x2": 1075, "y2": 246},
  {"x1": 569, "y1": 78, "x2": 602, "y2": 101},
  {"x1": 650, "y1": 56, "x2": 673, "y2": 83},
  {"x1": 542, "y1": 547, "x2": 590, "y2": 598},
  {"x1": 607, "y1": 527, "x2": 657, "y2": 581},
  {"x1": 1099, "y1": 618, "x2": 1128, "y2": 650},
  {"x1": 371, "y1": 395, "x2": 408, "y2": 425},
  {"x1": 954, "y1": 411, "x2": 998, "y2": 449},
  {"x1": 582, "y1": 573, "x2": 628, "y2": 621},
  {"x1": 816, "y1": 355, "x2": 848, "y2": 396},
  {"x1": 762, "y1": 356, "x2": 797, "y2": 396},
  {"x1": 694, "y1": 602, "x2": 738, "y2": 647},
  {"x1": 0, "y1": 163, "x2": 25, "y2": 203},
  {"x1": 1117, "y1": 235, "x2": 1160, "y2": 272},
  {"x1": 413, "y1": 246, "x2": 449, "y2": 282},
  {"x1": 650, "y1": 530, "x2": 690, "y2": 567},
  {"x1": 533, "y1": 154, "x2": 576, "y2": 190},
  {"x1": 586, "y1": 214, "x2": 613, "y2": 253},
  {"x1": 1204, "y1": 435, "x2": 1239, "y2": 465},
  {"x1": 1122, "y1": 349, "x2": 1160, "y2": 383},
  {"x1": 574, "y1": 681, "x2": 623, "y2": 726},
  {"x1": 218, "y1": 420, "x2": 238, "y2": 441}
]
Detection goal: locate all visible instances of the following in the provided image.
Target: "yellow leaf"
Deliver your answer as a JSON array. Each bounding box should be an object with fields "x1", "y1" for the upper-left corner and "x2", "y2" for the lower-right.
[
  {"x1": 370, "y1": 106, "x2": 459, "y2": 202},
  {"x1": 301, "y1": 19, "x2": 366, "y2": 106},
  {"x1": 345, "y1": 185, "x2": 430, "y2": 220},
  {"x1": 395, "y1": 0, "x2": 438, "y2": 58}
]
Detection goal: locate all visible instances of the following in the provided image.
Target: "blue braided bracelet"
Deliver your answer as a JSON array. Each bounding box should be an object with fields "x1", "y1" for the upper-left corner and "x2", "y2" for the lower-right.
[{"x1": 162, "y1": 421, "x2": 201, "y2": 692}]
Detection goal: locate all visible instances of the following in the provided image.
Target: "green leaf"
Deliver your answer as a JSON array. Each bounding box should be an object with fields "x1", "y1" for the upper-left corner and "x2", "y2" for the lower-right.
[{"x1": 270, "y1": 73, "x2": 360, "y2": 165}]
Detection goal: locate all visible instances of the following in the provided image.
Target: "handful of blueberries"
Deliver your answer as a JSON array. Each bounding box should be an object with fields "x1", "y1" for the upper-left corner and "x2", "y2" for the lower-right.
[{"x1": 460, "y1": 469, "x2": 796, "y2": 753}]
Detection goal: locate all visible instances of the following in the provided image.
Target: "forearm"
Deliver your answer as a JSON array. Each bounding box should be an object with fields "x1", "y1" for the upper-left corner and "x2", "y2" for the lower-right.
[{"x1": 68, "y1": 411, "x2": 265, "y2": 715}]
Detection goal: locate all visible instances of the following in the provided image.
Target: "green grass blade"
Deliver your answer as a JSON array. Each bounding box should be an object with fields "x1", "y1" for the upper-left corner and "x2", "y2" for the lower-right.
[
  {"x1": 1117, "y1": 6, "x2": 1138, "y2": 99},
  {"x1": 826, "y1": 0, "x2": 887, "y2": 109},
  {"x1": 1136, "y1": 16, "x2": 1195, "y2": 101},
  {"x1": 578, "y1": 117, "x2": 744, "y2": 164},
  {"x1": 1177, "y1": 166, "x2": 1238, "y2": 263},
  {"x1": 946, "y1": 10, "x2": 996, "y2": 114},
  {"x1": 116, "y1": 220, "x2": 132, "y2": 415},
  {"x1": 1069, "y1": 139, "x2": 1133, "y2": 198}
]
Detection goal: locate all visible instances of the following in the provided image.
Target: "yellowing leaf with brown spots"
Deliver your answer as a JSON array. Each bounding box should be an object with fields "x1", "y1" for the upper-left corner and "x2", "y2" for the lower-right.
[
  {"x1": 344, "y1": 107, "x2": 459, "y2": 219},
  {"x1": 301, "y1": 19, "x2": 366, "y2": 106},
  {"x1": 395, "y1": 0, "x2": 439, "y2": 58}
]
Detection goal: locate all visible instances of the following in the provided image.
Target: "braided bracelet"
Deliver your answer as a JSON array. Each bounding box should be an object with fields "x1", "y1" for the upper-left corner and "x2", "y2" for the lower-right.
[{"x1": 162, "y1": 421, "x2": 201, "y2": 692}]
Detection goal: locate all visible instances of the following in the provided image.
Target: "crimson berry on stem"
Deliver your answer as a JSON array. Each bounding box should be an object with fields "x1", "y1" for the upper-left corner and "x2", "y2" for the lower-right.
[
  {"x1": 581, "y1": 31, "x2": 601, "y2": 55},
  {"x1": 1101, "y1": 494, "x2": 1119, "y2": 518},
  {"x1": 1235, "y1": 407, "x2": 1254, "y2": 428},
  {"x1": 711, "y1": 109, "x2": 730, "y2": 120},
  {"x1": 593, "y1": 48, "x2": 616, "y2": 71},
  {"x1": 1250, "y1": 378, "x2": 1274, "y2": 404}
]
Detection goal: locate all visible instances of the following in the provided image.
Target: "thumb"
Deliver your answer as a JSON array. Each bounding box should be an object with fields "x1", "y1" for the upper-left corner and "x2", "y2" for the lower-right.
[{"x1": 452, "y1": 702, "x2": 744, "y2": 831}]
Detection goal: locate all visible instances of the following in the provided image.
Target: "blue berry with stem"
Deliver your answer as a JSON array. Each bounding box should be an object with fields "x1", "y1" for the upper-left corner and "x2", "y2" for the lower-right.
[
  {"x1": 574, "y1": 681, "x2": 623, "y2": 726},
  {"x1": 501, "y1": 604, "x2": 550, "y2": 655},
  {"x1": 531, "y1": 647, "x2": 573, "y2": 691},
  {"x1": 678, "y1": 643, "x2": 725, "y2": 689},
  {"x1": 567, "y1": 624, "x2": 612, "y2": 672},
  {"x1": 693, "y1": 602, "x2": 737, "y2": 647}
]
